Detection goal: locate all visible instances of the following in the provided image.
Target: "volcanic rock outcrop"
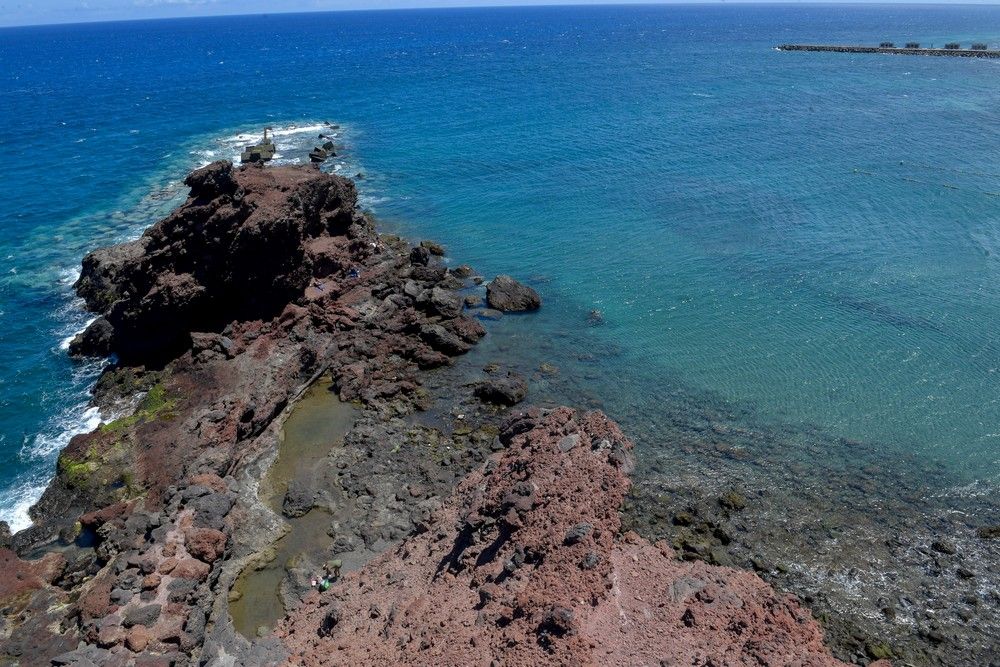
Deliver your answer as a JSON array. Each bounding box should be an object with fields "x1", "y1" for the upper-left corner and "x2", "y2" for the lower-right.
[
  {"x1": 278, "y1": 407, "x2": 852, "y2": 666},
  {"x1": 1, "y1": 160, "x2": 865, "y2": 667},
  {"x1": 72, "y1": 161, "x2": 366, "y2": 362},
  {"x1": 1, "y1": 161, "x2": 492, "y2": 665}
]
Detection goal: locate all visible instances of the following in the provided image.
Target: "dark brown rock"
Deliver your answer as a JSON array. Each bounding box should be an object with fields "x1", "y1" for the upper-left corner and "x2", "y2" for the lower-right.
[
  {"x1": 74, "y1": 161, "x2": 360, "y2": 363},
  {"x1": 68, "y1": 317, "x2": 116, "y2": 357},
  {"x1": 474, "y1": 372, "x2": 528, "y2": 406},
  {"x1": 486, "y1": 275, "x2": 541, "y2": 312}
]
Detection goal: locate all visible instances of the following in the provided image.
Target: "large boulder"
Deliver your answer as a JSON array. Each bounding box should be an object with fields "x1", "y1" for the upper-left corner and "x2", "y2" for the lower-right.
[
  {"x1": 68, "y1": 317, "x2": 115, "y2": 357},
  {"x1": 282, "y1": 480, "x2": 315, "y2": 518},
  {"x1": 427, "y1": 287, "x2": 463, "y2": 319},
  {"x1": 486, "y1": 275, "x2": 541, "y2": 312},
  {"x1": 419, "y1": 324, "x2": 471, "y2": 356}
]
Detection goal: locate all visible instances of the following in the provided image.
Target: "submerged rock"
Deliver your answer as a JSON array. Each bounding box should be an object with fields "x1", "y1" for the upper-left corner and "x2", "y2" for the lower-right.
[
  {"x1": 473, "y1": 308, "x2": 503, "y2": 321},
  {"x1": 474, "y1": 372, "x2": 528, "y2": 406},
  {"x1": 282, "y1": 480, "x2": 315, "y2": 518},
  {"x1": 976, "y1": 525, "x2": 1000, "y2": 539}
]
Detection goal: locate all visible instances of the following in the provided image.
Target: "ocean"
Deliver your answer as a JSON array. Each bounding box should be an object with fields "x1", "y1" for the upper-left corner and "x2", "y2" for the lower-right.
[{"x1": 1, "y1": 4, "x2": 999, "y2": 656}]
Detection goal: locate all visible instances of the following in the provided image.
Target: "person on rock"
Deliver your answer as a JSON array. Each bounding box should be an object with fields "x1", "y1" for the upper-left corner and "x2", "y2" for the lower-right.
[{"x1": 311, "y1": 559, "x2": 342, "y2": 592}]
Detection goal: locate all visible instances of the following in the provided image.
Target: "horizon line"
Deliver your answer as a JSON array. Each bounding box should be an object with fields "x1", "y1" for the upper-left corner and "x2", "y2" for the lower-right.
[{"x1": 3, "y1": 1, "x2": 1000, "y2": 30}]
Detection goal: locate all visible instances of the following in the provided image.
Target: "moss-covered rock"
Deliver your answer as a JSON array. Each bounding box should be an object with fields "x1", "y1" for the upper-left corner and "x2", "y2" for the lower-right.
[
  {"x1": 866, "y1": 641, "x2": 895, "y2": 660},
  {"x1": 57, "y1": 453, "x2": 99, "y2": 489},
  {"x1": 100, "y1": 383, "x2": 177, "y2": 434}
]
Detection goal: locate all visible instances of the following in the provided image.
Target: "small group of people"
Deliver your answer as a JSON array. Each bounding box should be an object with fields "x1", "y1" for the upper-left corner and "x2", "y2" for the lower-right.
[{"x1": 310, "y1": 558, "x2": 342, "y2": 592}]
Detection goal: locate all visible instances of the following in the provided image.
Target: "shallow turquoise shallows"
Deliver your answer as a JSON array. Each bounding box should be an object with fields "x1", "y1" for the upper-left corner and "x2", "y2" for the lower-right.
[{"x1": 1, "y1": 4, "x2": 999, "y2": 530}]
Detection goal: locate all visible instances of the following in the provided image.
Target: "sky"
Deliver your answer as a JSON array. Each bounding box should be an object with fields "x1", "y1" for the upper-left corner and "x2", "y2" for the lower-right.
[{"x1": 0, "y1": 0, "x2": 995, "y2": 27}]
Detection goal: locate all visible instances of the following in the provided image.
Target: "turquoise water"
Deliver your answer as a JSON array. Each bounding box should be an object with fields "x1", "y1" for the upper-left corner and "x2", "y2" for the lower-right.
[{"x1": 1, "y1": 4, "x2": 999, "y2": 532}]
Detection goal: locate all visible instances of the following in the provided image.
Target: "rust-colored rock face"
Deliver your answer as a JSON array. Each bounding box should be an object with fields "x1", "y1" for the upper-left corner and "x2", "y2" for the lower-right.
[
  {"x1": 0, "y1": 549, "x2": 65, "y2": 601},
  {"x1": 277, "y1": 408, "x2": 847, "y2": 667}
]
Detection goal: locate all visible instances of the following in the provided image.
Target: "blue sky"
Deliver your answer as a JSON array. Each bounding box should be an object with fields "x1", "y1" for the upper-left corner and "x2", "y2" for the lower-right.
[{"x1": 0, "y1": 0, "x2": 994, "y2": 27}]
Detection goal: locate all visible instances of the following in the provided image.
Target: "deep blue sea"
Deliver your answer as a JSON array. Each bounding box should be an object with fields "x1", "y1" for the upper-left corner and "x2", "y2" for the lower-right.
[{"x1": 1, "y1": 4, "x2": 999, "y2": 537}]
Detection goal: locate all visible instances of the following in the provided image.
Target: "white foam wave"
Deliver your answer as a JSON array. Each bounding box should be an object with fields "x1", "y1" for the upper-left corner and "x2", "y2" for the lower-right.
[
  {"x1": 192, "y1": 122, "x2": 344, "y2": 168},
  {"x1": 1, "y1": 402, "x2": 104, "y2": 533},
  {"x1": 0, "y1": 482, "x2": 49, "y2": 533},
  {"x1": 218, "y1": 123, "x2": 333, "y2": 144},
  {"x1": 23, "y1": 404, "x2": 103, "y2": 460},
  {"x1": 59, "y1": 315, "x2": 97, "y2": 351},
  {"x1": 59, "y1": 267, "x2": 81, "y2": 285},
  {"x1": 933, "y1": 478, "x2": 997, "y2": 499}
]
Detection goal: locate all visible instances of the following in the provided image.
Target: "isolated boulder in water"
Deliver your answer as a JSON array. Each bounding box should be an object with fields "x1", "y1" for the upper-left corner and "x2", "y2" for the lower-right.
[
  {"x1": 283, "y1": 480, "x2": 315, "y2": 518},
  {"x1": 486, "y1": 275, "x2": 541, "y2": 312}
]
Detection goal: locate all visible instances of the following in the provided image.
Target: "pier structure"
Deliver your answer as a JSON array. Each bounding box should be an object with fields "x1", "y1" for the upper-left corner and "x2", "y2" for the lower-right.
[{"x1": 777, "y1": 44, "x2": 1000, "y2": 58}]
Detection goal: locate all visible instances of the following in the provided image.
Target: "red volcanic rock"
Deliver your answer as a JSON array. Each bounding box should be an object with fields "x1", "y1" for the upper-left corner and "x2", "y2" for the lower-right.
[
  {"x1": 188, "y1": 473, "x2": 229, "y2": 493},
  {"x1": 158, "y1": 557, "x2": 177, "y2": 575},
  {"x1": 0, "y1": 549, "x2": 65, "y2": 601},
  {"x1": 184, "y1": 527, "x2": 227, "y2": 563},
  {"x1": 77, "y1": 570, "x2": 118, "y2": 622},
  {"x1": 73, "y1": 161, "x2": 362, "y2": 363},
  {"x1": 126, "y1": 625, "x2": 153, "y2": 652},
  {"x1": 79, "y1": 500, "x2": 132, "y2": 529},
  {"x1": 276, "y1": 408, "x2": 848, "y2": 666},
  {"x1": 171, "y1": 557, "x2": 210, "y2": 581}
]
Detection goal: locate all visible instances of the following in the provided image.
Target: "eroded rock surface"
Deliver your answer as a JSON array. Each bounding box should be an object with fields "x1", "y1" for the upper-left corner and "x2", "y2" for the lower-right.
[{"x1": 278, "y1": 408, "x2": 852, "y2": 667}]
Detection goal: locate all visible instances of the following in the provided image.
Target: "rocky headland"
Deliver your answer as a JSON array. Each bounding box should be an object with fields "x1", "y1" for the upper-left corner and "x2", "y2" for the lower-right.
[{"x1": 0, "y1": 161, "x2": 865, "y2": 666}]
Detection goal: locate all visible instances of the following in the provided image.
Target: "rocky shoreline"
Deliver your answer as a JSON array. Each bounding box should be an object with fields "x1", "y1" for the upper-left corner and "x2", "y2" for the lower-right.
[{"x1": 0, "y1": 161, "x2": 867, "y2": 665}]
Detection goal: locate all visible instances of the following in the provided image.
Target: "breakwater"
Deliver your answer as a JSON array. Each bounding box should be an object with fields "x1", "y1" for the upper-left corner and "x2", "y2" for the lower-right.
[{"x1": 778, "y1": 44, "x2": 1000, "y2": 58}]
